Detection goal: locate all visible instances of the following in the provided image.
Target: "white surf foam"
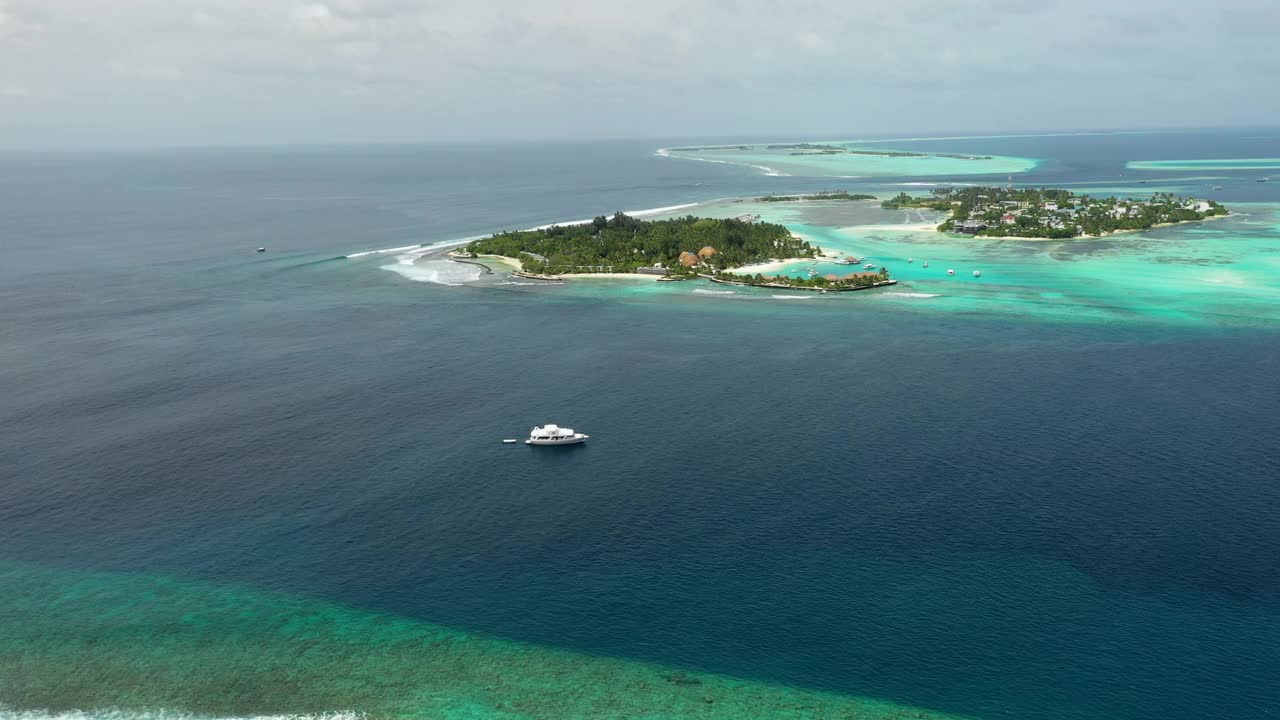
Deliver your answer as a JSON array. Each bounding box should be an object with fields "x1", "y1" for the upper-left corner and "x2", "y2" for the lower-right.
[
  {"x1": 692, "y1": 288, "x2": 737, "y2": 296},
  {"x1": 355, "y1": 204, "x2": 707, "y2": 262},
  {"x1": 381, "y1": 259, "x2": 482, "y2": 286},
  {"x1": 654, "y1": 149, "x2": 789, "y2": 177},
  {"x1": 528, "y1": 203, "x2": 701, "y2": 231},
  {"x1": 874, "y1": 292, "x2": 942, "y2": 299},
  {"x1": 768, "y1": 294, "x2": 814, "y2": 300},
  {"x1": 345, "y1": 238, "x2": 477, "y2": 259}
]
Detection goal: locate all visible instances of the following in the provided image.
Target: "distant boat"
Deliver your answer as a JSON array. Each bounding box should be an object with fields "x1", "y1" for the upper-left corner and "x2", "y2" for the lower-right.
[
  {"x1": 973, "y1": 270, "x2": 982, "y2": 277},
  {"x1": 807, "y1": 266, "x2": 818, "y2": 277},
  {"x1": 922, "y1": 262, "x2": 929, "y2": 268},
  {"x1": 836, "y1": 256, "x2": 859, "y2": 265},
  {"x1": 256, "y1": 247, "x2": 266, "y2": 253},
  {"x1": 502, "y1": 439, "x2": 518, "y2": 444},
  {"x1": 1259, "y1": 177, "x2": 1271, "y2": 183},
  {"x1": 947, "y1": 269, "x2": 956, "y2": 276},
  {"x1": 863, "y1": 263, "x2": 875, "y2": 269},
  {"x1": 526, "y1": 424, "x2": 589, "y2": 446},
  {"x1": 1212, "y1": 185, "x2": 1224, "y2": 191}
]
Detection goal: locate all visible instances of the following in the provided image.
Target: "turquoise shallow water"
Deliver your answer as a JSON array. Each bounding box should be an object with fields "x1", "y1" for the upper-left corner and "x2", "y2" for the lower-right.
[
  {"x1": 4, "y1": 132, "x2": 1280, "y2": 720},
  {"x1": 523, "y1": 198, "x2": 1280, "y2": 327},
  {"x1": 1127, "y1": 158, "x2": 1280, "y2": 170},
  {"x1": 0, "y1": 562, "x2": 976, "y2": 720},
  {"x1": 661, "y1": 145, "x2": 1037, "y2": 178}
]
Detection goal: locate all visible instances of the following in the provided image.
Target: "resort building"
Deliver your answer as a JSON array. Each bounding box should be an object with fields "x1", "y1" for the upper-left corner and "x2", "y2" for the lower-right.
[{"x1": 954, "y1": 219, "x2": 988, "y2": 234}]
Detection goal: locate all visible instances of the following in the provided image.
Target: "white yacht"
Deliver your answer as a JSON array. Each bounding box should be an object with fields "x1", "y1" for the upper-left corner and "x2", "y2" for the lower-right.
[
  {"x1": 973, "y1": 270, "x2": 982, "y2": 277},
  {"x1": 526, "y1": 424, "x2": 589, "y2": 446},
  {"x1": 946, "y1": 269, "x2": 956, "y2": 276}
]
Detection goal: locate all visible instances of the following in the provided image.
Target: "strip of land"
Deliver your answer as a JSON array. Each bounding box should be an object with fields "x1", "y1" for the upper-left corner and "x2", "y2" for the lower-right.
[{"x1": 882, "y1": 186, "x2": 1228, "y2": 239}]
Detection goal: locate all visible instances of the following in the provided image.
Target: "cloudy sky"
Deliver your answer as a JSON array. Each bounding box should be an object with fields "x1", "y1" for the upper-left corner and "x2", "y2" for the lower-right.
[{"x1": 0, "y1": 0, "x2": 1275, "y2": 148}]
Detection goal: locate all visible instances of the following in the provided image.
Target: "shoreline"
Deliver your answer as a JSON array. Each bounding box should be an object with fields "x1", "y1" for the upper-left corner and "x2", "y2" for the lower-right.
[
  {"x1": 730, "y1": 256, "x2": 832, "y2": 274},
  {"x1": 706, "y1": 275, "x2": 898, "y2": 293}
]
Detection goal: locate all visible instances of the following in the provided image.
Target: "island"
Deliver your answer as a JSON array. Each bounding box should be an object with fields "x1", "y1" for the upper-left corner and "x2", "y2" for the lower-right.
[
  {"x1": 708, "y1": 267, "x2": 894, "y2": 292},
  {"x1": 761, "y1": 144, "x2": 993, "y2": 160},
  {"x1": 459, "y1": 212, "x2": 820, "y2": 278},
  {"x1": 882, "y1": 186, "x2": 1228, "y2": 238},
  {"x1": 758, "y1": 191, "x2": 878, "y2": 202}
]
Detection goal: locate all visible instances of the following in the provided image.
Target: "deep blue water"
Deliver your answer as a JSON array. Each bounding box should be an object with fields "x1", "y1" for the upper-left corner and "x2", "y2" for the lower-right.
[{"x1": 2, "y1": 129, "x2": 1280, "y2": 719}]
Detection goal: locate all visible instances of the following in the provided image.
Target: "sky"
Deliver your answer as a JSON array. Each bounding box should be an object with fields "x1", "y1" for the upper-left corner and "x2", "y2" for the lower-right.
[{"x1": 0, "y1": 0, "x2": 1277, "y2": 148}]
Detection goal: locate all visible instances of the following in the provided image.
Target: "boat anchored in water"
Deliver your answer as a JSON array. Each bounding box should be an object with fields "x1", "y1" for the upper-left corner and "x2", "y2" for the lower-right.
[
  {"x1": 947, "y1": 269, "x2": 956, "y2": 276},
  {"x1": 973, "y1": 270, "x2": 981, "y2": 277},
  {"x1": 526, "y1": 424, "x2": 589, "y2": 446}
]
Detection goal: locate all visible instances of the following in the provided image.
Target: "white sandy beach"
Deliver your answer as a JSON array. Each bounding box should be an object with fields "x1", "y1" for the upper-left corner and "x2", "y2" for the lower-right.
[{"x1": 562, "y1": 273, "x2": 663, "y2": 281}]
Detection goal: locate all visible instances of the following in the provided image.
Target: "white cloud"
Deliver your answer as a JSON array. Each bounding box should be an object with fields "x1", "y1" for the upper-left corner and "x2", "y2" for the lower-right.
[
  {"x1": 0, "y1": 0, "x2": 1272, "y2": 147},
  {"x1": 793, "y1": 31, "x2": 832, "y2": 54},
  {"x1": 109, "y1": 62, "x2": 182, "y2": 80}
]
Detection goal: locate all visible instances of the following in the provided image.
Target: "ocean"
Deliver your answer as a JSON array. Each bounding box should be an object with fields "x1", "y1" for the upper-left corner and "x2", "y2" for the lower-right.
[{"x1": 2, "y1": 129, "x2": 1279, "y2": 720}]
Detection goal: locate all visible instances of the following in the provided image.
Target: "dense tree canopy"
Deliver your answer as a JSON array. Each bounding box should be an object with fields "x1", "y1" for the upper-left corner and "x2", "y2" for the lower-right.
[
  {"x1": 883, "y1": 187, "x2": 1227, "y2": 238},
  {"x1": 465, "y1": 213, "x2": 816, "y2": 274}
]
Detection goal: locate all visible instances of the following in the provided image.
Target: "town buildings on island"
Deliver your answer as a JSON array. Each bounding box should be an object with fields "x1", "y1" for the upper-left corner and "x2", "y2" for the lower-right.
[{"x1": 884, "y1": 186, "x2": 1228, "y2": 238}]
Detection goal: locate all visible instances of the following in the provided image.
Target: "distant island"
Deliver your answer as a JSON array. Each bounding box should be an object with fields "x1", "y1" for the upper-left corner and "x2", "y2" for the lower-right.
[
  {"x1": 883, "y1": 186, "x2": 1228, "y2": 238},
  {"x1": 666, "y1": 143, "x2": 994, "y2": 160},
  {"x1": 758, "y1": 191, "x2": 877, "y2": 202},
  {"x1": 765, "y1": 144, "x2": 993, "y2": 160},
  {"x1": 460, "y1": 212, "x2": 819, "y2": 278}
]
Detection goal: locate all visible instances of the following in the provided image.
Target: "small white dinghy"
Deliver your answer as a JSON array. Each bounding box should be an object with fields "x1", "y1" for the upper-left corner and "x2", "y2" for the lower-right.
[
  {"x1": 973, "y1": 270, "x2": 982, "y2": 277},
  {"x1": 526, "y1": 424, "x2": 589, "y2": 446},
  {"x1": 946, "y1": 269, "x2": 956, "y2": 276}
]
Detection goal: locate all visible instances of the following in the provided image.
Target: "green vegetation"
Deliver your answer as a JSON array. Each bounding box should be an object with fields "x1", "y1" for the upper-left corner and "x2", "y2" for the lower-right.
[
  {"x1": 715, "y1": 267, "x2": 892, "y2": 291},
  {"x1": 758, "y1": 191, "x2": 878, "y2": 202},
  {"x1": 464, "y1": 212, "x2": 817, "y2": 275},
  {"x1": 882, "y1": 186, "x2": 1228, "y2": 238}
]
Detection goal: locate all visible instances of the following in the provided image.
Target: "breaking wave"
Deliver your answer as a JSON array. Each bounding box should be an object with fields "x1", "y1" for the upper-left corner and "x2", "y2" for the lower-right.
[{"x1": 381, "y1": 259, "x2": 482, "y2": 286}]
